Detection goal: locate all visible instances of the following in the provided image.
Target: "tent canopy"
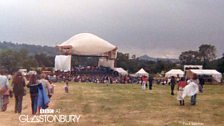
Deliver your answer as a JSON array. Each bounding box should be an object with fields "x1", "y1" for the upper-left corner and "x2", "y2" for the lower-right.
[
  {"x1": 184, "y1": 65, "x2": 203, "y2": 71},
  {"x1": 190, "y1": 69, "x2": 222, "y2": 82},
  {"x1": 165, "y1": 69, "x2": 184, "y2": 78},
  {"x1": 54, "y1": 55, "x2": 71, "y2": 72},
  {"x1": 113, "y1": 67, "x2": 128, "y2": 75},
  {"x1": 57, "y1": 33, "x2": 117, "y2": 58},
  {"x1": 135, "y1": 68, "x2": 148, "y2": 77}
]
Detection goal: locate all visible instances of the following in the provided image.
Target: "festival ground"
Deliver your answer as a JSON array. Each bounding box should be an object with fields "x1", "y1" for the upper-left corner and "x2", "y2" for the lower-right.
[{"x1": 0, "y1": 83, "x2": 224, "y2": 126}]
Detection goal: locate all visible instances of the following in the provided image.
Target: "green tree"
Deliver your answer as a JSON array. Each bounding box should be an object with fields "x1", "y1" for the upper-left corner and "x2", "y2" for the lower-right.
[
  {"x1": 0, "y1": 49, "x2": 39, "y2": 73},
  {"x1": 116, "y1": 52, "x2": 129, "y2": 70},
  {"x1": 199, "y1": 44, "x2": 216, "y2": 62},
  {"x1": 34, "y1": 53, "x2": 54, "y2": 67},
  {"x1": 179, "y1": 50, "x2": 201, "y2": 65},
  {"x1": 18, "y1": 49, "x2": 37, "y2": 69},
  {"x1": 0, "y1": 49, "x2": 20, "y2": 73},
  {"x1": 217, "y1": 53, "x2": 224, "y2": 73}
]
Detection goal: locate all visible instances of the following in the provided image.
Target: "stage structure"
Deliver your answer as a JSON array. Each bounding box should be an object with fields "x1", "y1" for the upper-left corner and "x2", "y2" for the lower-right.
[{"x1": 56, "y1": 33, "x2": 118, "y2": 69}]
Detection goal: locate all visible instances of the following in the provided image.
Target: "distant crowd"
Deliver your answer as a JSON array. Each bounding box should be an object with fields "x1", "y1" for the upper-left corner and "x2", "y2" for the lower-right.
[
  {"x1": 139, "y1": 74, "x2": 205, "y2": 106},
  {"x1": 52, "y1": 66, "x2": 138, "y2": 84},
  {"x1": 0, "y1": 65, "x2": 208, "y2": 114}
]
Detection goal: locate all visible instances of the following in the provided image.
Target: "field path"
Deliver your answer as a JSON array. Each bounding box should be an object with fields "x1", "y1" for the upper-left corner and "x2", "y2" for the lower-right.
[{"x1": 0, "y1": 84, "x2": 63, "y2": 126}]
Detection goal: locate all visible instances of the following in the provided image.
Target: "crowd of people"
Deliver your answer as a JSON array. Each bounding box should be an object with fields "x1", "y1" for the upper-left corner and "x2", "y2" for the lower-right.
[
  {"x1": 0, "y1": 71, "x2": 53, "y2": 114},
  {"x1": 53, "y1": 66, "x2": 137, "y2": 84},
  {"x1": 45, "y1": 67, "x2": 206, "y2": 107},
  {"x1": 139, "y1": 73, "x2": 205, "y2": 106},
  {"x1": 0, "y1": 66, "x2": 207, "y2": 114}
]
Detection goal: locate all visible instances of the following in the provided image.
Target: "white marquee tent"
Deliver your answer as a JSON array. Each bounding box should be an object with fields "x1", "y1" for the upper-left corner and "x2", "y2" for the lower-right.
[
  {"x1": 113, "y1": 67, "x2": 128, "y2": 76},
  {"x1": 184, "y1": 65, "x2": 203, "y2": 71},
  {"x1": 135, "y1": 68, "x2": 148, "y2": 77},
  {"x1": 56, "y1": 33, "x2": 117, "y2": 68},
  {"x1": 165, "y1": 69, "x2": 184, "y2": 78},
  {"x1": 54, "y1": 55, "x2": 71, "y2": 71},
  {"x1": 188, "y1": 69, "x2": 222, "y2": 82}
]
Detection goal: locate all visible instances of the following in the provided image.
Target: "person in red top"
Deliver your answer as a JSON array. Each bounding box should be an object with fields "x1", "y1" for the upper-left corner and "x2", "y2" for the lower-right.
[
  {"x1": 141, "y1": 76, "x2": 147, "y2": 90},
  {"x1": 177, "y1": 77, "x2": 187, "y2": 106}
]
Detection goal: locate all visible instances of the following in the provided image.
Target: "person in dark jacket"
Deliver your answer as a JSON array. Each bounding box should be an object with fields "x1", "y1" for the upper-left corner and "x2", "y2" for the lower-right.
[
  {"x1": 27, "y1": 74, "x2": 40, "y2": 115},
  {"x1": 148, "y1": 76, "x2": 154, "y2": 90},
  {"x1": 170, "y1": 76, "x2": 176, "y2": 95},
  {"x1": 12, "y1": 72, "x2": 26, "y2": 114},
  {"x1": 199, "y1": 76, "x2": 205, "y2": 93}
]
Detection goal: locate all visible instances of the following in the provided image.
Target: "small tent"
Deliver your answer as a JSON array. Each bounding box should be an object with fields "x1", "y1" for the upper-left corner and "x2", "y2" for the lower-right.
[
  {"x1": 184, "y1": 65, "x2": 203, "y2": 71},
  {"x1": 187, "y1": 69, "x2": 222, "y2": 82},
  {"x1": 113, "y1": 67, "x2": 128, "y2": 76},
  {"x1": 165, "y1": 69, "x2": 184, "y2": 78},
  {"x1": 135, "y1": 68, "x2": 148, "y2": 77},
  {"x1": 54, "y1": 55, "x2": 72, "y2": 71}
]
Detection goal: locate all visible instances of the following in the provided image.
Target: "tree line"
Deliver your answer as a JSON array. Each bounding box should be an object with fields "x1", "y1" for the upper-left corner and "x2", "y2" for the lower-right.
[
  {"x1": 0, "y1": 49, "x2": 54, "y2": 73},
  {"x1": 117, "y1": 44, "x2": 224, "y2": 74},
  {"x1": 0, "y1": 44, "x2": 223, "y2": 74},
  {"x1": 179, "y1": 44, "x2": 224, "y2": 73}
]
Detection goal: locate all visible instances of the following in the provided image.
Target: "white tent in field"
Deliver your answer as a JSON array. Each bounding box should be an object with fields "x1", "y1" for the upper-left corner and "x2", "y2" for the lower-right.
[
  {"x1": 54, "y1": 55, "x2": 72, "y2": 71},
  {"x1": 56, "y1": 33, "x2": 117, "y2": 68},
  {"x1": 184, "y1": 65, "x2": 203, "y2": 71},
  {"x1": 135, "y1": 68, "x2": 148, "y2": 77},
  {"x1": 165, "y1": 69, "x2": 184, "y2": 78},
  {"x1": 187, "y1": 69, "x2": 222, "y2": 82},
  {"x1": 113, "y1": 67, "x2": 128, "y2": 76}
]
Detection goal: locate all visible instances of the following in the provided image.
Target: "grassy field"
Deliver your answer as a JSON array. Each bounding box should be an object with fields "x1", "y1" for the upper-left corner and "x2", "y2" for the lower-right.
[{"x1": 1, "y1": 83, "x2": 224, "y2": 126}]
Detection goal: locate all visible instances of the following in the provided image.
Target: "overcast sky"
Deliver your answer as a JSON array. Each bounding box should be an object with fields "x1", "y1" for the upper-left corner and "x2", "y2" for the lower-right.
[{"x1": 0, "y1": 0, "x2": 223, "y2": 58}]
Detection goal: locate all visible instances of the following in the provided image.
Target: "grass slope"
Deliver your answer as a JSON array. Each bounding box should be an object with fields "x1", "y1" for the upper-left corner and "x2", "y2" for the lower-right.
[
  {"x1": 1, "y1": 83, "x2": 224, "y2": 126},
  {"x1": 55, "y1": 83, "x2": 224, "y2": 126}
]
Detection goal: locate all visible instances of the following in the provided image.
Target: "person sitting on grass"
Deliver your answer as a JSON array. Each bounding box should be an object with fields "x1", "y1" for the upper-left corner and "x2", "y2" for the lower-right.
[{"x1": 177, "y1": 77, "x2": 186, "y2": 106}]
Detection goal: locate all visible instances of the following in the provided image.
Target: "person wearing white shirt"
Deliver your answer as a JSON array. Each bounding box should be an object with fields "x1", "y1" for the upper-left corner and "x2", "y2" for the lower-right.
[{"x1": 0, "y1": 71, "x2": 10, "y2": 111}]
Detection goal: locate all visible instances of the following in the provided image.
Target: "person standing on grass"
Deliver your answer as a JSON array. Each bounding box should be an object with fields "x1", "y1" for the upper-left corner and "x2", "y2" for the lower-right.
[
  {"x1": 199, "y1": 76, "x2": 205, "y2": 93},
  {"x1": 148, "y1": 76, "x2": 153, "y2": 90},
  {"x1": 176, "y1": 77, "x2": 186, "y2": 106},
  {"x1": 27, "y1": 74, "x2": 40, "y2": 114},
  {"x1": 176, "y1": 74, "x2": 180, "y2": 83},
  {"x1": 64, "y1": 80, "x2": 69, "y2": 93},
  {"x1": 0, "y1": 71, "x2": 10, "y2": 112},
  {"x1": 46, "y1": 77, "x2": 54, "y2": 99},
  {"x1": 190, "y1": 74, "x2": 199, "y2": 105},
  {"x1": 170, "y1": 76, "x2": 176, "y2": 95},
  {"x1": 12, "y1": 72, "x2": 26, "y2": 114},
  {"x1": 182, "y1": 74, "x2": 199, "y2": 106},
  {"x1": 141, "y1": 75, "x2": 147, "y2": 90},
  {"x1": 39, "y1": 74, "x2": 53, "y2": 98}
]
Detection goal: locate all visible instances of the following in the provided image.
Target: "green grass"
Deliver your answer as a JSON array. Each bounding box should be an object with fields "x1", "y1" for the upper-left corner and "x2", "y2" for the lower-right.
[{"x1": 52, "y1": 83, "x2": 224, "y2": 126}]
